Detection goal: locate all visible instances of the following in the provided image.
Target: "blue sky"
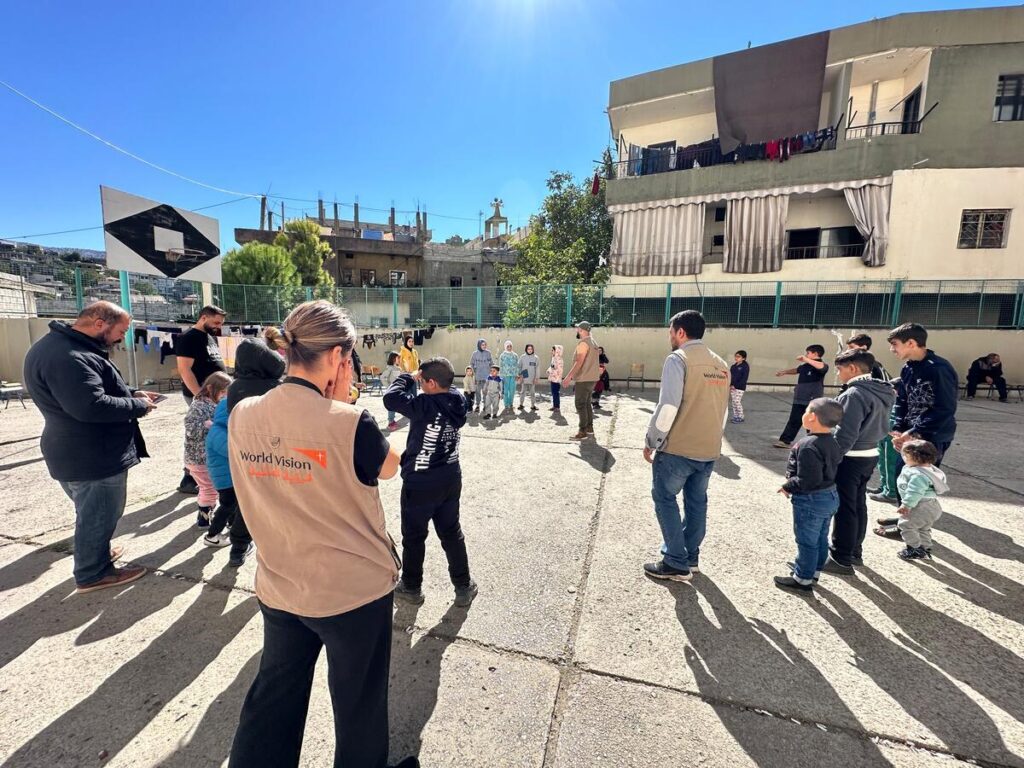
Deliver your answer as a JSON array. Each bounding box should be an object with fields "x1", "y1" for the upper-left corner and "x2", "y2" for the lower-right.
[{"x1": 1, "y1": 0, "x2": 1011, "y2": 251}]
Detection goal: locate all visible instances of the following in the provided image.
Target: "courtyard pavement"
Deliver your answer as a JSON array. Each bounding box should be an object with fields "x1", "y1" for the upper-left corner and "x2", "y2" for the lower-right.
[{"x1": 1, "y1": 388, "x2": 1022, "y2": 767}]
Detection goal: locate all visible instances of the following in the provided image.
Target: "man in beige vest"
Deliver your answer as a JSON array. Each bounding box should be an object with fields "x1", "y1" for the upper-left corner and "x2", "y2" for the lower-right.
[
  {"x1": 562, "y1": 321, "x2": 601, "y2": 440},
  {"x1": 642, "y1": 310, "x2": 729, "y2": 582}
]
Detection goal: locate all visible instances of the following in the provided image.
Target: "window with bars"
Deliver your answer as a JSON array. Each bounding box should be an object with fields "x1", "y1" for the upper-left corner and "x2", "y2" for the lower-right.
[
  {"x1": 389, "y1": 270, "x2": 407, "y2": 287},
  {"x1": 993, "y1": 74, "x2": 1024, "y2": 122},
  {"x1": 957, "y1": 210, "x2": 1010, "y2": 249}
]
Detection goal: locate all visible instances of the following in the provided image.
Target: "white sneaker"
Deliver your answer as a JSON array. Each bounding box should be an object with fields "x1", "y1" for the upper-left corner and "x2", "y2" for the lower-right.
[{"x1": 203, "y1": 533, "x2": 230, "y2": 548}]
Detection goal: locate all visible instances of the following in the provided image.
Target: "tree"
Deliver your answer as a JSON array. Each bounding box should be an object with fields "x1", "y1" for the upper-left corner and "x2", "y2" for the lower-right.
[
  {"x1": 445, "y1": 234, "x2": 466, "y2": 246},
  {"x1": 134, "y1": 280, "x2": 158, "y2": 295},
  {"x1": 274, "y1": 219, "x2": 334, "y2": 286},
  {"x1": 222, "y1": 242, "x2": 300, "y2": 286}
]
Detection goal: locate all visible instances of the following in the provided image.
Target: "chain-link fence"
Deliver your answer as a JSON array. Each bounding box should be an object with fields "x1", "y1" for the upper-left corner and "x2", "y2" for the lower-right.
[{"x1": 2, "y1": 253, "x2": 1022, "y2": 329}]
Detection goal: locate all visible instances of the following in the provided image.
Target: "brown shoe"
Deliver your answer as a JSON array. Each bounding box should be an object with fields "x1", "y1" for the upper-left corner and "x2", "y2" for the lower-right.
[
  {"x1": 76, "y1": 565, "x2": 147, "y2": 594},
  {"x1": 110, "y1": 545, "x2": 124, "y2": 563},
  {"x1": 570, "y1": 431, "x2": 587, "y2": 440}
]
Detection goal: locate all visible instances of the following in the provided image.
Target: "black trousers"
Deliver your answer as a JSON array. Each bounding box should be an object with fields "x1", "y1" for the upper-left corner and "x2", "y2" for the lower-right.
[
  {"x1": 208, "y1": 487, "x2": 252, "y2": 557},
  {"x1": 779, "y1": 403, "x2": 807, "y2": 444},
  {"x1": 829, "y1": 456, "x2": 877, "y2": 565},
  {"x1": 466, "y1": 389, "x2": 477, "y2": 410},
  {"x1": 400, "y1": 479, "x2": 470, "y2": 591},
  {"x1": 967, "y1": 375, "x2": 1007, "y2": 399},
  {"x1": 229, "y1": 592, "x2": 394, "y2": 768}
]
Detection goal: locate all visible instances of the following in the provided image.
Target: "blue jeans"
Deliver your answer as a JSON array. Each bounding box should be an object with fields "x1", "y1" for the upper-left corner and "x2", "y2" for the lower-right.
[
  {"x1": 59, "y1": 471, "x2": 129, "y2": 586},
  {"x1": 550, "y1": 382, "x2": 561, "y2": 409},
  {"x1": 652, "y1": 452, "x2": 715, "y2": 570},
  {"x1": 791, "y1": 488, "x2": 840, "y2": 583}
]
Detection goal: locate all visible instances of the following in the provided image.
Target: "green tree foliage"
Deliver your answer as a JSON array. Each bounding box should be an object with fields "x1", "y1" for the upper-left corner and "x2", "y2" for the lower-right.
[
  {"x1": 222, "y1": 242, "x2": 300, "y2": 286},
  {"x1": 274, "y1": 219, "x2": 334, "y2": 286},
  {"x1": 133, "y1": 280, "x2": 158, "y2": 295},
  {"x1": 496, "y1": 152, "x2": 615, "y2": 326}
]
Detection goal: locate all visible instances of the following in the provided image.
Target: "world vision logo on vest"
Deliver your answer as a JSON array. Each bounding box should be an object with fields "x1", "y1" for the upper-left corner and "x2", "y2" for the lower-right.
[
  {"x1": 294, "y1": 448, "x2": 327, "y2": 469},
  {"x1": 703, "y1": 370, "x2": 729, "y2": 384},
  {"x1": 237, "y1": 445, "x2": 328, "y2": 484}
]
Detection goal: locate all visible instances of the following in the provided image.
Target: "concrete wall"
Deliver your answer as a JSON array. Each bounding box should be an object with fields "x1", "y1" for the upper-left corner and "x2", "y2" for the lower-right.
[
  {"x1": 620, "y1": 112, "x2": 718, "y2": 153},
  {"x1": 608, "y1": 166, "x2": 1024, "y2": 285},
  {"x1": 394, "y1": 326, "x2": 1024, "y2": 390}
]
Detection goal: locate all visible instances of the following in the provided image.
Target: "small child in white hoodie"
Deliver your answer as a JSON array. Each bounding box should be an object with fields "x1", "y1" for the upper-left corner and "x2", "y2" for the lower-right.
[
  {"x1": 381, "y1": 351, "x2": 402, "y2": 431},
  {"x1": 895, "y1": 439, "x2": 949, "y2": 560}
]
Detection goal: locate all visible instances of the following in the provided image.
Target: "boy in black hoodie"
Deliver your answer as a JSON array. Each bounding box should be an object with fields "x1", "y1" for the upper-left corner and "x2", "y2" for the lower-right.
[{"x1": 384, "y1": 356, "x2": 477, "y2": 607}]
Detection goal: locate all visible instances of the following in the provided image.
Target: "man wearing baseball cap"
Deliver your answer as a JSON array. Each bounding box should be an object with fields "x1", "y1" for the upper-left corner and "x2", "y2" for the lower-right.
[{"x1": 561, "y1": 321, "x2": 601, "y2": 440}]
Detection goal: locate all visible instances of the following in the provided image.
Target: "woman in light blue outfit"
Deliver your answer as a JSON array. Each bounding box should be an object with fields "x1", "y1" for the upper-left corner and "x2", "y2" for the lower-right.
[{"x1": 498, "y1": 341, "x2": 520, "y2": 411}]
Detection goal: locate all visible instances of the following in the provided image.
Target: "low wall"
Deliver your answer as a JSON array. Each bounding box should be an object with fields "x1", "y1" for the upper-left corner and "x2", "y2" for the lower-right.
[{"x1": 3, "y1": 318, "x2": 1023, "y2": 390}]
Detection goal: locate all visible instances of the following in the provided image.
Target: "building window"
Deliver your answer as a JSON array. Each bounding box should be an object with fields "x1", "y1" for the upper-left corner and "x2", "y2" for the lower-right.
[
  {"x1": 993, "y1": 74, "x2": 1024, "y2": 122},
  {"x1": 714, "y1": 206, "x2": 726, "y2": 223},
  {"x1": 450, "y1": 276, "x2": 463, "y2": 287},
  {"x1": 345, "y1": 252, "x2": 355, "y2": 259},
  {"x1": 712, "y1": 235, "x2": 724, "y2": 248},
  {"x1": 360, "y1": 269, "x2": 376, "y2": 286},
  {"x1": 958, "y1": 210, "x2": 1010, "y2": 249},
  {"x1": 342, "y1": 269, "x2": 354, "y2": 286},
  {"x1": 389, "y1": 270, "x2": 407, "y2": 287}
]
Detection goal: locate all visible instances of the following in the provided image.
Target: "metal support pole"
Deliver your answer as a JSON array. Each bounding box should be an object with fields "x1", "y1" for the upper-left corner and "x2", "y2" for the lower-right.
[
  {"x1": 275, "y1": 287, "x2": 281, "y2": 323},
  {"x1": 536, "y1": 285, "x2": 541, "y2": 326},
  {"x1": 566, "y1": 284, "x2": 574, "y2": 327},
  {"x1": 392, "y1": 287, "x2": 399, "y2": 328},
  {"x1": 934, "y1": 281, "x2": 943, "y2": 327},
  {"x1": 632, "y1": 284, "x2": 637, "y2": 326},
  {"x1": 976, "y1": 280, "x2": 986, "y2": 327},
  {"x1": 475, "y1": 287, "x2": 482, "y2": 328},
  {"x1": 736, "y1": 283, "x2": 743, "y2": 325},
  {"x1": 118, "y1": 271, "x2": 139, "y2": 389},
  {"x1": 851, "y1": 281, "x2": 861, "y2": 326},
  {"x1": 890, "y1": 281, "x2": 904, "y2": 327},
  {"x1": 811, "y1": 282, "x2": 819, "y2": 327},
  {"x1": 306, "y1": 287, "x2": 313, "y2": 302},
  {"x1": 772, "y1": 281, "x2": 782, "y2": 328},
  {"x1": 664, "y1": 283, "x2": 672, "y2": 326},
  {"x1": 74, "y1": 267, "x2": 84, "y2": 312},
  {"x1": 598, "y1": 286, "x2": 604, "y2": 323}
]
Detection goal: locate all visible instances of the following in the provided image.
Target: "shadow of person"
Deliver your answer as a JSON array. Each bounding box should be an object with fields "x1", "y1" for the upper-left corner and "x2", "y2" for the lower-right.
[
  {"x1": 810, "y1": 585, "x2": 1016, "y2": 765},
  {"x1": 934, "y1": 511, "x2": 1024, "y2": 564},
  {"x1": 851, "y1": 567, "x2": 1024, "y2": 727},
  {"x1": 569, "y1": 441, "x2": 616, "y2": 474},
  {"x1": 1, "y1": 580, "x2": 257, "y2": 767},
  {"x1": 389, "y1": 599, "x2": 471, "y2": 764},
  {"x1": 918, "y1": 544, "x2": 1024, "y2": 628},
  {"x1": 661, "y1": 578, "x2": 892, "y2": 766},
  {"x1": 713, "y1": 454, "x2": 741, "y2": 480}
]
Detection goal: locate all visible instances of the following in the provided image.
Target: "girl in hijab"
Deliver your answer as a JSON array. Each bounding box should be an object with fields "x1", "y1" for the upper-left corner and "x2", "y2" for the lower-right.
[
  {"x1": 498, "y1": 340, "x2": 520, "y2": 413},
  {"x1": 548, "y1": 345, "x2": 564, "y2": 412}
]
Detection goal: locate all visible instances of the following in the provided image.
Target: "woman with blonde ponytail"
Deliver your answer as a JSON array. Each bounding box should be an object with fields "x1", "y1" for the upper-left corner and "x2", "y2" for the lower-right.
[{"x1": 227, "y1": 301, "x2": 414, "y2": 768}]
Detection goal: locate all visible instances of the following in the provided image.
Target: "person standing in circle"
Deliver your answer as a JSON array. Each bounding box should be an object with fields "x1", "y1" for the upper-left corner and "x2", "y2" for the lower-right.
[
  {"x1": 227, "y1": 301, "x2": 416, "y2": 768},
  {"x1": 175, "y1": 305, "x2": 227, "y2": 494},
  {"x1": 399, "y1": 334, "x2": 420, "y2": 375},
  {"x1": 561, "y1": 321, "x2": 601, "y2": 440}
]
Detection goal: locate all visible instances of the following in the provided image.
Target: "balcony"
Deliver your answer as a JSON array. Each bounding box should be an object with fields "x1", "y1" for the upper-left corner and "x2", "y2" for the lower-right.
[{"x1": 785, "y1": 243, "x2": 865, "y2": 260}]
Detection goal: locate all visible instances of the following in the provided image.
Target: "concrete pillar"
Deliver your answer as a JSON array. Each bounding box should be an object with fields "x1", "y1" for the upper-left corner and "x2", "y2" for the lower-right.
[
  {"x1": 830, "y1": 61, "x2": 853, "y2": 131},
  {"x1": 318, "y1": 199, "x2": 325, "y2": 225},
  {"x1": 354, "y1": 202, "x2": 360, "y2": 231},
  {"x1": 390, "y1": 207, "x2": 396, "y2": 237},
  {"x1": 422, "y1": 210, "x2": 428, "y2": 241},
  {"x1": 333, "y1": 202, "x2": 339, "y2": 230}
]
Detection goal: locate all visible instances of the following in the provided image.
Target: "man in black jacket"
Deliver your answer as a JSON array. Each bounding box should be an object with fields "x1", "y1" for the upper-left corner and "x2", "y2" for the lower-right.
[
  {"x1": 966, "y1": 353, "x2": 1007, "y2": 402},
  {"x1": 24, "y1": 302, "x2": 157, "y2": 594}
]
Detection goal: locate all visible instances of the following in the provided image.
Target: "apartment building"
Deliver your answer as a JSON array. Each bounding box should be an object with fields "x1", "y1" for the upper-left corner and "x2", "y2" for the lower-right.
[{"x1": 606, "y1": 7, "x2": 1024, "y2": 286}]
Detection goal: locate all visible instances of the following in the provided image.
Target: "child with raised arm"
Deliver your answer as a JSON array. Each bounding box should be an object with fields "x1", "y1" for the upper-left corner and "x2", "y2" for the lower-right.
[{"x1": 773, "y1": 344, "x2": 829, "y2": 448}]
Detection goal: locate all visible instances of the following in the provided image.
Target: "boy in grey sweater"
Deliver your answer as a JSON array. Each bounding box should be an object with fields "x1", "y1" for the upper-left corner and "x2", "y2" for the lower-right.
[{"x1": 895, "y1": 440, "x2": 948, "y2": 560}]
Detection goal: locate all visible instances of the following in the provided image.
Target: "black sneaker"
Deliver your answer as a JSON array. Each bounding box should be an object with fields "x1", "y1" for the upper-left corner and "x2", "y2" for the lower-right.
[
  {"x1": 821, "y1": 557, "x2": 855, "y2": 576},
  {"x1": 897, "y1": 546, "x2": 929, "y2": 561},
  {"x1": 228, "y1": 542, "x2": 255, "y2": 567},
  {"x1": 177, "y1": 480, "x2": 199, "y2": 496},
  {"x1": 454, "y1": 579, "x2": 478, "y2": 607},
  {"x1": 870, "y1": 493, "x2": 900, "y2": 506},
  {"x1": 774, "y1": 575, "x2": 813, "y2": 592},
  {"x1": 196, "y1": 507, "x2": 212, "y2": 528},
  {"x1": 866, "y1": 486, "x2": 882, "y2": 495},
  {"x1": 786, "y1": 561, "x2": 818, "y2": 583},
  {"x1": 850, "y1": 555, "x2": 865, "y2": 567},
  {"x1": 395, "y1": 579, "x2": 425, "y2": 605},
  {"x1": 643, "y1": 560, "x2": 692, "y2": 582}
]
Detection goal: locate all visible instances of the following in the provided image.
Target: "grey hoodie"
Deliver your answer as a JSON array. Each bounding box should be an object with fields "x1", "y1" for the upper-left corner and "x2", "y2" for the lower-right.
[
  {"x1": 834, "y1": 376, "x2": 897, "y2": 454},
  {"x1": 470, "y1": 339, "x2": 493, "y2": 381}
]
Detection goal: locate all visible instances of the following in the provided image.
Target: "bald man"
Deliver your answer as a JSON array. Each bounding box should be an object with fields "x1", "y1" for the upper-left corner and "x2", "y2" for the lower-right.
[{"x1": 24, "y1": 302, "x2": 159, "y2": 594}]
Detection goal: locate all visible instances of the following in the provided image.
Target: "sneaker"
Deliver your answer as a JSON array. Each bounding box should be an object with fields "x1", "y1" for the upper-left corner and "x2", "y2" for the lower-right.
[
  {"x1": 730, "y1": 418, "x2": 743, "y2": 424},
  {"x1": 395, "y1": 579, "x2": 425, "y2": 605},
  {"x1": 821, "y1": 557, "x2": 855, "y2": 576},
  {"x1": 228, "y1": 542, "x2": 255, "y2": 567},
  {"x1": 850, "y1": 555, "x2": 865, "y2": 567},
  {"x1": 786, "y1": 561, "x2": 818, "y2": 583},
  {"x1": 531, "y1": 406, "x2": 538, "y2": 411},
  {"x1": 870, "y1": 493, "x2": 900, "y2": 506},
  {"x1": 643, "y1": 560, "x2": 692, "y2": 582},
  {"x1": 454, "y1": 580, "x2": 478, "y2": 607},
  {"x1": 774, "y1": 575, "x2": 813, "y2": 592},
  {"x1": 483, "y1": 414, "x2": 491, "y2": 420},
  {"x1": 177, "y1": 481, "x2": 199, "y2": 496},
  {"x1": 772, "y1": 440, "x2": 790, "y2": 449},
  {"x1": 866, "y1": 486, "x2": 882, "y2": 495},
  {"x1": 965, "y1": 396, "x2": 975, "y2": 401},
  {"x1": 76, "y1": 564, "x2": 147, "y2": 594},
  {"x1": 897, "y1": 546, "x2": 929, "y2": 561},
  {"x1": 570, "y1": 431, "x2": 587, "y2": 440},
  {"x1": 203, "y1": 532, "x2": 231, "y2": 548},
  {"x1": 196, "y1": 507, "x2": 212, "y2": 528}
]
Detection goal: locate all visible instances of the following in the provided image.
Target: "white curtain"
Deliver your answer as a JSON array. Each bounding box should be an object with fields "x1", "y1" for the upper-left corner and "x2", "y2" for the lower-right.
[
  {"x1": 723, "y1": 195, "x2": 790, "y2": 273},
  {"x1": 844, "y1": 184, "x2": 891, "y2": 267},
  {"x1": 610, "y1": 202, "x2": 705, "y2": 276}
]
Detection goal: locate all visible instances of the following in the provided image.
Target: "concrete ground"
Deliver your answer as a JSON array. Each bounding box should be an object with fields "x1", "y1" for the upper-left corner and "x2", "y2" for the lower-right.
[{"x1": 1, "y1": 387, "x2": 1022, "y2": 767}]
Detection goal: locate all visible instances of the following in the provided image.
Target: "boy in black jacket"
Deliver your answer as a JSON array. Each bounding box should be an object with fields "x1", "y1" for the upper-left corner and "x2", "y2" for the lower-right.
[
  {"x1": 729, "y1": 350, "x2": 750, "y2": 423},
  {"x1": 384, "y1": 356, "x2": 477, "y2": 607},
  {"x1": 774, "y1": 398, "x2": 844, "y2": 593}
]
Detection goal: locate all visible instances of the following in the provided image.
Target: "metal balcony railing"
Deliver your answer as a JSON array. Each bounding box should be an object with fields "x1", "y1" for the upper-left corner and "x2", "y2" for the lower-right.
[
  {"x1": 845, "y1": 120, "x2": 922, "y2": 139},
  {"x1": 786, "y1": 244, "x2": 866, "y2": 260}
]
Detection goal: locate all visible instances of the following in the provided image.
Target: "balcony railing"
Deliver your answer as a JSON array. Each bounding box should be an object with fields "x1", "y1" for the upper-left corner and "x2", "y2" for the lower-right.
[
  {"x1": 786, "y1": 243, "x2": 866, "y2": 260},
  {"x1": 845, "y1": 120, "x2": 921, "y2": 139}
]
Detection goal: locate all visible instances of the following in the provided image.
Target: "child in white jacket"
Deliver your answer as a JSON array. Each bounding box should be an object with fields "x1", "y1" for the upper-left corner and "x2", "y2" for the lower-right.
[{"x1": 381, "y1": 351, "x2": 402, "y2": 431}]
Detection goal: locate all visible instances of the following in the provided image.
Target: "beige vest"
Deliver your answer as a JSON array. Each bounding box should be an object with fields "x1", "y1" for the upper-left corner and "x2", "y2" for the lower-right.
[
  {"x1": 663, "y1": 343, "x2": 731, "y2": 461},
  {"x1": 576, "y1": 336, "x2": 601, "y2": 382},
  {"x1": 228, "y1": 383, "x2": 399, "y2": 617}
]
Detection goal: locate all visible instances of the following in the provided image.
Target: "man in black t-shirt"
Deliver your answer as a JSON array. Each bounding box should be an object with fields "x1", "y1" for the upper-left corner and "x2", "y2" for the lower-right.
[{"x1": 175, "y1": 305, "x2": 226, "y2": 493}]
